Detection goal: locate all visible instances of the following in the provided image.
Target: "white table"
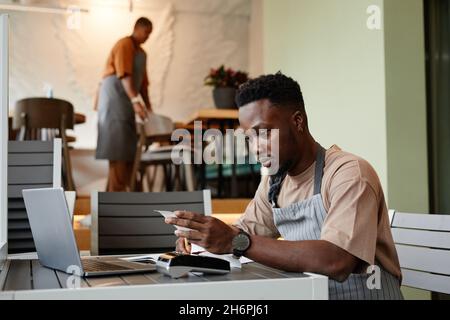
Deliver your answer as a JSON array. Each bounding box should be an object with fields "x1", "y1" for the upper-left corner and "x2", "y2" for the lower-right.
[{"x1": 0, "y1": 254, "x2": 328, "y2": 300}]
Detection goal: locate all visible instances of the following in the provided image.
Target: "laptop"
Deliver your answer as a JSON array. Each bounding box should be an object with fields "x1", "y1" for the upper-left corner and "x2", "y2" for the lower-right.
[{"x1": 22, "y1": 188, "x2": 156, "y2": 277}]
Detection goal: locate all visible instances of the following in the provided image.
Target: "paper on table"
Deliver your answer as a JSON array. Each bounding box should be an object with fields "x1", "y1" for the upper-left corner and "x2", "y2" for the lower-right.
[
  {"x1": 237, "y1": 256, "x2": 253, "y2": 264},
  {"x1": 121, "y1": 254, "x2": 161, "y2": 262},
  {"x1": 155, "y1": 210, "x2": 192, "y2": 232},
  {"x1": 190, "y1": 243, "x2": 205, "y2": 254}
]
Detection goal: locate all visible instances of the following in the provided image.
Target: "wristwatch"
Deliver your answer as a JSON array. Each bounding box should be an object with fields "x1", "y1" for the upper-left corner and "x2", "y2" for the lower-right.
[{"x1": 232, "y1": 229, "x2": 252, "y2": 258}]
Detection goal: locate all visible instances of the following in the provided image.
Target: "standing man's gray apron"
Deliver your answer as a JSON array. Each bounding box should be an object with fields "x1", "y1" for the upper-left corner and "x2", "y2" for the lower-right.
[
  {"x1": 272, "y1": 144, "x2": 404, "y2": 300},
  {"x1": 96, "y1": 49, "x2": 147, "y2": 161}
]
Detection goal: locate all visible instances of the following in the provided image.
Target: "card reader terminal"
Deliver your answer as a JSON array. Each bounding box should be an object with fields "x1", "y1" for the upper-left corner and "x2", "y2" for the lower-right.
[{"x1": 156, "y1": 252, "x2": 231, "y2": 278}]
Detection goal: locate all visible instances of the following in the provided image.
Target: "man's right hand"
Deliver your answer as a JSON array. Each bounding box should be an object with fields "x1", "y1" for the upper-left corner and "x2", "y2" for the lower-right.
[
  {"x1": 176, "y1": 237, "x2": 191, "y2": 254},
  {"x1": 133, "y1": 102, "x2": 147, "y2": 121}
]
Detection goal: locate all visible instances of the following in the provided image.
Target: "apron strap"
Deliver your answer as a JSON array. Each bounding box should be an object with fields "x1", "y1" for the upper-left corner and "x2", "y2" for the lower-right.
[{"x1": 313, "y1": 143, "x2": 326, "y2": 195}]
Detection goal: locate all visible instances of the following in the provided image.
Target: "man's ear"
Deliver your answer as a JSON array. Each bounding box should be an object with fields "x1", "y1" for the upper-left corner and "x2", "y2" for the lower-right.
[{"x1": 291, "y1": 111, "x2": 305, "y2": 133}]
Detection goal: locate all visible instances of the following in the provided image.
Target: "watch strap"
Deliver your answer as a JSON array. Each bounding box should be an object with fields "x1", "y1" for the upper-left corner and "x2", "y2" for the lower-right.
[{"x1": 232, "y1": 230, "x2": 251, "y2": 258}]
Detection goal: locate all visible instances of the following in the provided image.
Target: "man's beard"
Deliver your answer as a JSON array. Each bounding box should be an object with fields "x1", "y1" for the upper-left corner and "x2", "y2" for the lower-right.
[
  {"x1": 268, "y1": 159, "x2": 292, "y2": 208},
  {"x1": 275, "y1": 159, "x2": 293, "y2": 177},
  {"x1": 268, "y1": 159, "x2": 292, "y2": 187}
]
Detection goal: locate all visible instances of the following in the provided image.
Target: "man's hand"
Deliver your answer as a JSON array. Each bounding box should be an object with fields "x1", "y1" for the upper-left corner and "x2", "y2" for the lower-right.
[
  {"x1": 133, "y1": 102, "x2": 147, "y2": 121},
  {"x1": 165, "y1": 211, "x2": 240, "y2": 254},
  {"x1": 175, "y1": 237, "x2": 191, "y2": 254}
]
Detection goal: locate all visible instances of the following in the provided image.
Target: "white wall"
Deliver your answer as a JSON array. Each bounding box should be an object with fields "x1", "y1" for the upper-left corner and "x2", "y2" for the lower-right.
[
  {"x1": 383, "y1": 0, "x2": 429, "y2": 213},
  {"x1": 248, "y1": 0, "x2": 264, "y2": 77},
  {"x1": 2, "y1": 0, "x2": 251, "y2": 149},
  {"x1": 264, "y1": 0, "x2": 388, "y2": 191}
]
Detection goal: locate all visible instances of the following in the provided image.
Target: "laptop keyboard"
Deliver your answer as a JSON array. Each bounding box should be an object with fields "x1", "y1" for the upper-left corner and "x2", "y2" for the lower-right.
[{"x1": 82, "y1": 259, "x2": 130, "y2": 272}]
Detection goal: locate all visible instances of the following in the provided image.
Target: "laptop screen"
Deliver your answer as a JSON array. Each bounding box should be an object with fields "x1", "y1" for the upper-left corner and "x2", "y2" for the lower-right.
[{"x1": 22, "y1": 188, "x2": 83, "y2": 273}]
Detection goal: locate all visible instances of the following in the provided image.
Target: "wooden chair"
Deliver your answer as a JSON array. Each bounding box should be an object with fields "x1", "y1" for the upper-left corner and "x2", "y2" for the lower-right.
[
  {"x1": 389, "y1": 210, "x2": 450, "y2": 294},
  {"x1": 7, "y1": 140, "x2": 62, "y2": 254},
  {"x1": 130, "y1": 114, "x2": 195, "y2": 192},
  {"x1": 90, "y1": 190, "x2": 211, "y2": 255},
  {"x1": 12, "y1": 98, "x2": 76, "y2": 191}
]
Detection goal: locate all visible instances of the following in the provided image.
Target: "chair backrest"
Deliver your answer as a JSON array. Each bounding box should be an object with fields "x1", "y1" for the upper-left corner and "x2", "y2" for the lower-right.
[
  {"x1": 13, "y1": 98, "x2": 74, "y2": 131},
  {"x1": 141, "y1": 113, "x2": 174, "y2": 137},
  {"x1": 90, "y1": 190, "x2": 212, "y2": 255},
  {"x1": 7, "y1": 139, "x2": 62, "y2": 254},
  {"x1": 390, "y1": 210, "x2": 450, "y2": 294},
  {"x1": 130, "y1": 114, "x2": 176, "y2": 191}
]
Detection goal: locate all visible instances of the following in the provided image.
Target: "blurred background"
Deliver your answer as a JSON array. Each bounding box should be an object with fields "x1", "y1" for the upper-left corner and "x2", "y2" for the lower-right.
[{"x1": 1, "y1": 0, "x2": 449, "y2": 299}]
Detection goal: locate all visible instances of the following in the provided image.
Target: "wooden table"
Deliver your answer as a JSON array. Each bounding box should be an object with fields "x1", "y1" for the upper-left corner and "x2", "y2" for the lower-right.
[
  {"x1": 0, "y1": 255, "x2": 328, "y2": 300},
  {"x1": 184, "y1": 108, "x2": 239, "y2": 125},
  {"x1": 9, "y1": 112, "x2": 86, "y2": 125},
  {"x1": 183, "y1": 108, "x2": 241, "y2": 198},
  {"x1": 8, "y1": 112, "x2": 86, "y2": 141}
]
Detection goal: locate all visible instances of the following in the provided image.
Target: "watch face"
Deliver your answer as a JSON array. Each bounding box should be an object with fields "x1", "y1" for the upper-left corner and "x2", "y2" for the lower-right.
[{"x1": 232, "y1": 233, "x2": 250, "y2": 251}]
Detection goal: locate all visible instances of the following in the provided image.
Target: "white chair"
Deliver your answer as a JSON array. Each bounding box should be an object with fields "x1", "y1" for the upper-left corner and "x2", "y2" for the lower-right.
[
  {"x1": 389, "y1": 210, "x2": 450, "y2": 294},
  {"x1": 130, "y1": 113, "x2": 195, "y2": 192}
]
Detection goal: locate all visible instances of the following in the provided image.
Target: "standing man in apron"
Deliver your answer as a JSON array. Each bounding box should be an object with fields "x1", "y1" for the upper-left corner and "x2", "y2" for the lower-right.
[
  {"x1": 166, "y1": 73, "x2": 404, "y2": 300},
  {"x1": 96, "y1": 17, "x2": 153, "y2": 191}
]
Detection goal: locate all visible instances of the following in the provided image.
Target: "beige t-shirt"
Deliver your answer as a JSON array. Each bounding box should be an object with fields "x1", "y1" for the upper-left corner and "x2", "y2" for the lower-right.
[
  {"x1": 103, "y1": 36, "x2": 149, "y2": 89},
  {"x1": 234, "y1": 145, "x2": 402, "y2": 279}
]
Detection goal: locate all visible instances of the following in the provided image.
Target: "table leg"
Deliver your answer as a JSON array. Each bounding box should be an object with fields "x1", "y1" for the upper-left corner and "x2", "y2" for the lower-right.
[
  {"x1": 199, "y1": 122, "x2": 208, "y2": 190},
  {"x1": 230, "y1": 119, "x2": 238, "y2": 198},
  {"x1": 217, "y1": 120, "x2": 224, "y2": 198},
  {"x1": 200, "y1": 162, "x2": 206, "y2": 190}
]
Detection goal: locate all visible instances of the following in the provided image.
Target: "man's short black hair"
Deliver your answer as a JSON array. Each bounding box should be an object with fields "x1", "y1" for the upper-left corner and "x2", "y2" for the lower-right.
[
  {"x1": 235, "y1": 72, "x2": 305, "y2": 110},
  {"x1": 135, "y1": 17, "x2": 153, "y2": 29}
]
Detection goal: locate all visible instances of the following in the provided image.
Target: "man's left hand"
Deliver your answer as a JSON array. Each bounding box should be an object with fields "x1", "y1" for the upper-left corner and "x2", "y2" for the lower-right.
[{"x1": 165, "y1": 211, "x2": 239, "y2": 254}]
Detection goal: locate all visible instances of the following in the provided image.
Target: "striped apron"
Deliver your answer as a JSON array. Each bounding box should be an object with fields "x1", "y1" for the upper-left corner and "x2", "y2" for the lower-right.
[
  {"x1": 272, "y1": 144, "x2": 404, "y2": 300},
  {"x1": 96, "y1": 50, "x2": 146, "y2": 161}
]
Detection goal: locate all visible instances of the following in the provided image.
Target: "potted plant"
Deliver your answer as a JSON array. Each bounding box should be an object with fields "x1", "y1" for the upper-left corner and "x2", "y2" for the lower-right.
[{"x1": 204, "y1": 65, "x2": 249, "y2": 109}]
